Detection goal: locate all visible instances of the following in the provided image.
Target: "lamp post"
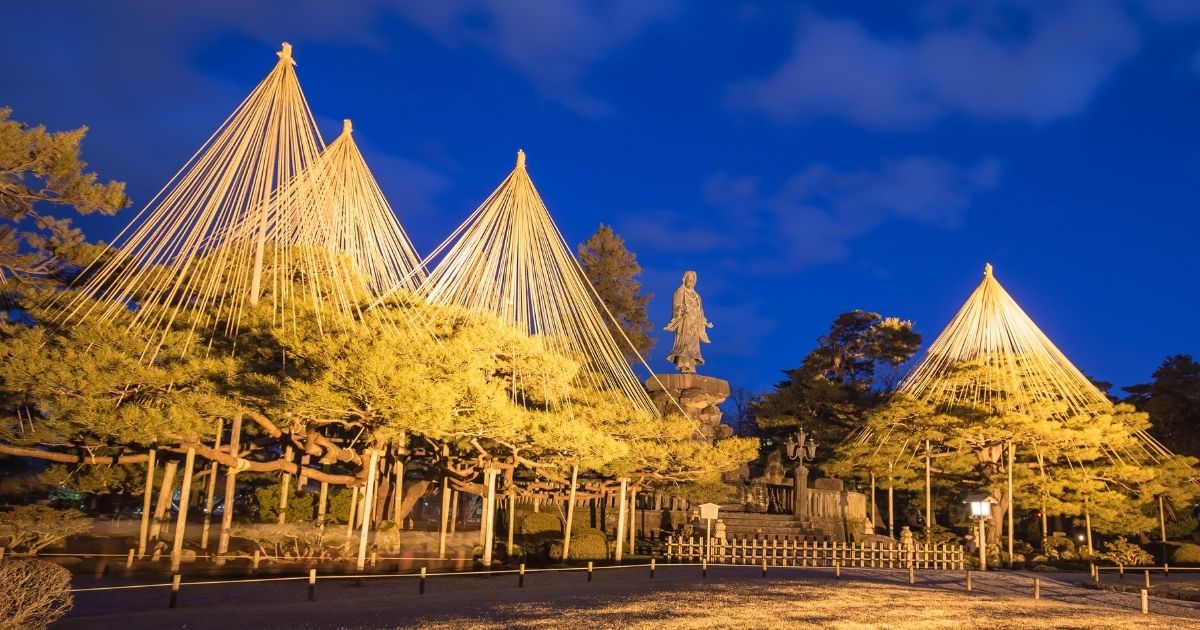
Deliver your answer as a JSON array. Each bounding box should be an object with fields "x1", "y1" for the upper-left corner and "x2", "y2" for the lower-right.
[
  {"x1": 965, "y1": 493, "x2": 998, "y2": 571},
  {"x1": 784, "y1": 429, "x2": 818, "y2": 519}
]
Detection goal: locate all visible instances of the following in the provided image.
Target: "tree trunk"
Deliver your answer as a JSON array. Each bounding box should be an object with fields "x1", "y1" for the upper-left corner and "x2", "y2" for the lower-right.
[
  {"x1": 345, "y1": 485, "x2": 359, "y2": 538},
  {"x1": 137, "y1": 448, "x2": 157, "y2": 559},
  {"x1": 216, "y1": 414, "x2": 242, "y2": 562},
  {"x1": 170, "y1": 447, "x2": 196, "y2": 572},
  {"x1": 449, "y1": 489, "x2": 458, "y2": 533},
  {"x1": 317, "y1": 480, "x2": 329, "y2": 530}
]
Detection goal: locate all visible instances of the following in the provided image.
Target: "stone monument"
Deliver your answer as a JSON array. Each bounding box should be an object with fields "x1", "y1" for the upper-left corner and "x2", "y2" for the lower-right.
[{"x1": 645, "y1": 270, "x2": 732, "y2": 441}]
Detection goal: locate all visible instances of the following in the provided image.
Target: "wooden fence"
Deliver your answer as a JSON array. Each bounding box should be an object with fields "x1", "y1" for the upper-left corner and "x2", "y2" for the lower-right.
[{"x1": 666, "y1": 535, "x2": 964, "y2": 570}]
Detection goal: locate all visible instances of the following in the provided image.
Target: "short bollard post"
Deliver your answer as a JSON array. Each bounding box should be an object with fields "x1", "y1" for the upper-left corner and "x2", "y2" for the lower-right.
[
  {"x1": 371, "y1": 551, "x2": 378, "y2": 568},
  {"x1": 169, "y1": 574, "x2": 181, "y2": 609},
  {"x1": 1144, "y1": 569, "x2": 1151, "y2": 589},
  {"x1": 252, "y1": 550, "x2": 261, "y2": 573},
  {"x1": 1163, "y1": 563, "x2": 1170, "y2": 577},
  {"x1": 587, "y1": 561, "x2": 594, "y2": 583},
  {"x1": 702, "y1": 557, "x2": 707, "y2": 579},
  {"x1": 519, "y1": 563, "x2": 525, "y2": 588},
  {"x1": 761, "y1": 557, "x2": 767, "y2": 578},
  {"x1": 419, "y1": 566, "x2": 427, "y2": 594},
  {"x1": 908, "y1": 566, "x2": 915, "y2": 584},
  {"x1": 1092, "y1": 565, "x2": 1100, "y2": 583},
  {"x1": 1033, "y1": 577, "x2": 1041, "y2": 600},
  {"x1": 126, "y1": 548, "x2": 135, "y2": 570},
  {"x1": 966, "y1": 570, "x2": 972, "y2": 592},
  {"x1": 1140, "y1": 588, "x2": 1149, "y2": 614},
  {"x1": 835, "y1": 562, "x2": 841, "y2": 579},
  {"x1": 650, "y1": 558, "x2": 655, "y2": 579},
  {"x1": 308, "y1": 568, "x2": 316, "y2": 601},
  {"x1": 1119, "y1": 564, "x2": 1124, "y2": 579}
]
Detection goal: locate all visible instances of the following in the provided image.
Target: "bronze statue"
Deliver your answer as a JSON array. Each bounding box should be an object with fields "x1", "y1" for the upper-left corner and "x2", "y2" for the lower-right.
[{"x1": 664, "y1": 270, "x2": 712, "y2": 374}]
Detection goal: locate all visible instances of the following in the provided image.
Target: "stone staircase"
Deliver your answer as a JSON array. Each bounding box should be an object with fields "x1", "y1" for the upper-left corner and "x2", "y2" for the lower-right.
[{"x1": 714, "y1": 511, "x2": 829, "y2": 541}]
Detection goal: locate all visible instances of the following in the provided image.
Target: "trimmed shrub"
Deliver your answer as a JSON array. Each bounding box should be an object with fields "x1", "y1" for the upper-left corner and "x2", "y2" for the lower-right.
[
  {"x1": 1096, "y1": 536, "x2": 1153, "y2": 566},
  {"x1": 520, "y1": 512, "x2": 561, "y2": 535},
  {"x1": 549, "y1": 532, "x2": 609, "y2": 561},
  {"x1": 1169, "y1": 542, "x2": 1200, "y2": 565},
  {"x1": 0, "y1": 505, "x2": 91, "y2": 554},
  {"x1": 253, "y1": 485, "x2": 315, "y2": 524},
  {"x1": 1042, "y1": 535, "x2": 1075, "y2": 559},
  {"x1": 0, "y1": 559, "x2": 73, "y2": 628},
  {"x1": 231, "y1": 524, "x2": 352, "y2": 561}
]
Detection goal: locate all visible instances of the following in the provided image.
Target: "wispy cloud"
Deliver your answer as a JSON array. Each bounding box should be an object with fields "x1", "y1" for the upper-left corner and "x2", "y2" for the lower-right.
[
  {"x1": 623, "y1": 157, "x2": 1001, "y2": 273},
  {"x1": 727, "y1": 1, "x2": 1140, "y2": 129},
  {"x1": 391, "y1": 0, "x2": 681, "y2": 116}
]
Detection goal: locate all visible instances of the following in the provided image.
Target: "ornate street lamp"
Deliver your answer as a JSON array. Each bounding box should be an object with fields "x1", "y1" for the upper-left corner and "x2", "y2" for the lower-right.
[
  {"x1": 784, "y1": 428, "x2": 818, "y2": 519},
  {"x1": 964, "y1": 492, "x2": 998, "y2": 571}
]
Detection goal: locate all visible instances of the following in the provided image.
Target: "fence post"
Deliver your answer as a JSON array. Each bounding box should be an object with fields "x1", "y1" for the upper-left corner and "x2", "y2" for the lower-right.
[
  {"x1": 126, "y1": 548, "x2": 135, "y2": 570},
  {"x1": 702, "y1": 557, "x2": 707, "y2": 579},
  {"x1": 1033, "y1": 577, "x2": 1041, "y2": 600},
  {"x1": 1164, "y1": 563, "x2": 1170, "y2": 577},
  {"x1": 1144, "y1": 569, "x2": 1151, "y2": 589},
  {"x1": 965, "y1": 570, "x2": 972, "y2": 591},
  {"x1": 762, "y1": 557, "x2": 767, "y2": 577},
  {"x1": 650, "y1": 557, "x2": 655, "y2": 579},
  {"x1": 519, "y1": 563, "x2": 525, "y2": 588},
  {"x1": 420, "y1": 566, "x2": 427, "y2": 594},
  {"x1": 252, "y1": 550, "x2": 261, "y2": 573},
  {"x1": 587, "y1": 561, "x2": 593, "y2": 583},
  {"x1": 908, "y1": 565, "x2": 915, "y2": 584},
  {"x1": 0, "y1": 547, "x2": 5, "y2": 561},
  {"x1": 835, "y1": 561, "x2": 841, "y2": 579},
  {"x1": 308, "y1": 568, "x2": 316, "y2": 601},
  {"x1": 1140, "y1": 588, "x2": 1148, "y2": 614},
  {"x1": 169, "y1": 574, "x2": 181, "y2": 609},
  {"x1": 1119, "y1": 564, "x2": 1124, "y2": 579}
]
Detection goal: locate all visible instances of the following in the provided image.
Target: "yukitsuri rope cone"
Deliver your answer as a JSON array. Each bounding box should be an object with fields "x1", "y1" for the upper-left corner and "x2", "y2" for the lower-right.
[
  {"x1": 895, "y1": 263, "x2": 1173, "y2": 463},
  {"x1": 55, "y1": 43, "x2": 425, "y2": 356},
  {"x1": 417, "y1": 150, "x2": 663, "y2": 417}
]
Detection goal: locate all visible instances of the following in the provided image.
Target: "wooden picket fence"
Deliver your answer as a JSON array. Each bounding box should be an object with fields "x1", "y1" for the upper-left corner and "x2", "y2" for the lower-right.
[{"x1": 666, "y1": 536, "x2": 965, "y2": 570}]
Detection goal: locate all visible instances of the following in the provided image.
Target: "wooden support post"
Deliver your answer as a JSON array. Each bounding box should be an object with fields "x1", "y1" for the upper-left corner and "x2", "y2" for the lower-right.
[
  {"x1": 887, "y1": 464, "x2": 895, "y2": 538},
  {"x1": 870, "y1": 473, "x2": 876, "y2": 530},
  {"x1": 200, "y1": 420, "x2": 223, "y2": 550},
  {"x1": 615, "y1": 478, "x2": 629, "y2": 563},
  {"x1": 562, "y1": 465, "x2": 579, "y2": 562},
  {"x1": 169, "y1": 574, "x2": 180, "y2": 609},
  {"x1": 628, "y1": 487, "x2": 636, "y2": 555},
  {"x1": 393, "y1": 459, "x2": 405, "y2": 527},
  {"x1": 1007, "y1": 441, "x2": 1015, "y2": 569},
  {"x1": 308, "y1": 568, "x2": 316, "y2": 601},
  {"x1": 924, "y1": 440, "x2": 933, "y2": 539},
  {"x1": 346, "y1": 485, "x2": 359, "y2": 539},
  {"x1": 317, "y1": 481, "x2": 329, "y2": 530},
  {"x1": 138, "y1": 448, "x2": 157, "y2": 559},
  {"x1": 482, "y1": 468, "x2": 497, "y2": 568},
  {"x1": 1158, "y1": 495, "x2": 1168, "y2": 566},
  {"x1": 438, "y1": 476, "x2": 451, "y2": 559},
  {"x1": 216, "y1": 414, "x2": 242, "y2": 563},
  {"x1": 356, "y1": 449, "x2": 380, "y2": 572},
  {"x1": 507, "y1": 492, "x2": 516, "y2": 557},
  {"x1": 1084, "y1": 505, "x2": 1094, "y2": 557},
  {"x1": 449, "y1": 489, "x2": 459, "y2": 534},
  {"x1": 278, "y1": 445, "x2": 293, "y2": 524},
  {"x1": 150, "y1": 459, "x2": 179, "y2": 543},
  {"x1": 169, "y1": 447, "x2": 196, "y2": 573}
]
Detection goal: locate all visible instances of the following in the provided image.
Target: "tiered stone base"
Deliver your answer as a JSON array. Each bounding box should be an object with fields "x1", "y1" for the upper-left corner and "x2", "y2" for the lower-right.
[{"x1": 645, "y1": 373, "x2": 733, "y2": 441}]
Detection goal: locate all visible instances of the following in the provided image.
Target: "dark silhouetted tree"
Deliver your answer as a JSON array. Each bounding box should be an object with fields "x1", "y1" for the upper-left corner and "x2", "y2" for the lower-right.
[
  {"x1": 1124, "y1": 355, "x2": 1200, "y2": 459},
  {"x1": 577, "y1": 224, "x2": 654, "y2": 362}
]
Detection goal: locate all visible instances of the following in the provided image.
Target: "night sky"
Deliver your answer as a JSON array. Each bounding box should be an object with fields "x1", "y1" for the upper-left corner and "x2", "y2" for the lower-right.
[{"x1": 4, "y1": 1, "x2": 1198, "y2": 394}]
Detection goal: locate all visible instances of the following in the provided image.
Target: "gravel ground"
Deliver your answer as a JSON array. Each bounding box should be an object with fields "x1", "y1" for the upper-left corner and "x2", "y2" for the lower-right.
[{"x1": 55, "y1": 565, "x2": 1200, "y2": 629}]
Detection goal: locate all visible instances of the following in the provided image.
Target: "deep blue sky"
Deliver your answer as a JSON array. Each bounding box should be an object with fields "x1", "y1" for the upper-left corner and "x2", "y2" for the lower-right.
[{"x1": 4, "y1": 1, "x2": 1198, "y2": 394}]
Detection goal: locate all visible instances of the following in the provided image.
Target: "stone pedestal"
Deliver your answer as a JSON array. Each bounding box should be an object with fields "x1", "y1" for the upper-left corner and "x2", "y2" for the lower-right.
[{"x1": 645, "y1": 373, "x2": 732, "y2": 441}]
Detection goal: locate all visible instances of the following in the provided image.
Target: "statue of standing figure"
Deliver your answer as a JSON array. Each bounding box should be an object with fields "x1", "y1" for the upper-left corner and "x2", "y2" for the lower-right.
[{"x1": 664, "y1": 270, "x2": 712, "y2": 374}]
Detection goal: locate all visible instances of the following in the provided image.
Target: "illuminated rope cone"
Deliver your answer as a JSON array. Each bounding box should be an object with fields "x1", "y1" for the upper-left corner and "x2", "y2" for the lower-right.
[
  {"x1": 419, "y1": 150, "x2": 660, "y2": 417},
  {"x1": 888, "y1": 263, "x2": 1174, "y2": 462},
  {"x1": 57, "y1": 43, "x2": 425, "y2": 355}
]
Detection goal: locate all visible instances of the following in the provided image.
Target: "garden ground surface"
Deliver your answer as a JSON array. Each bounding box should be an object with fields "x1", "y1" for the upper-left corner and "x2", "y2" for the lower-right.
[{"x1": 54, "y1": 565, "x2": 1200, "y2": 629}]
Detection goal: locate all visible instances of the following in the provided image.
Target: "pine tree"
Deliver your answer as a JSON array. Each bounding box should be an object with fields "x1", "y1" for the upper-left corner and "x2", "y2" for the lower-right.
[
  {"x1": 0, "y1": 108, "x2": 129, "y2": 298},
  {"x1": 1124, "y1": 355, "x2": 1200, "y2": 458},
  {"x1": 577, "y1": 224, "x2": 654, "y2": 362}
]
